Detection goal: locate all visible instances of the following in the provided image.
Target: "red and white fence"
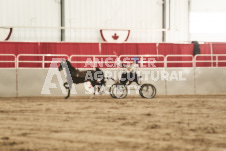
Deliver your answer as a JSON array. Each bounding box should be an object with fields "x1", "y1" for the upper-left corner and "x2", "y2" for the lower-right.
[
  {"x1": 1, "y1": 54, "x2": 226, "y2": 97},
  {"x1": 0, "y1": 54, "x2": 16, "y2": 68},
  {"x1": 17, "y1": 54, "x2": 69, "y2": 68},
  {"x1": 1, "y1": 54, "x2": 226, "y2": 68}
]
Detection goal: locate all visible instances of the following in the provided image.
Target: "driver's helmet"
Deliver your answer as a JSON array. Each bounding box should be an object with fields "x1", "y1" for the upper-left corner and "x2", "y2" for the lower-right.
[{"x1": 131, "y1": 56, "x2": 139, "y2": 64}]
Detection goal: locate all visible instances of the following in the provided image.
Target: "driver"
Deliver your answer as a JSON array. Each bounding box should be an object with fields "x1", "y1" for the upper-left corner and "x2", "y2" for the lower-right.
[
  {"x1": 127, "y1": 56, "x2": 139, "y2": 73},
  {"x1": 120, "y1": 57, "x2": 139, "y2": 85}
]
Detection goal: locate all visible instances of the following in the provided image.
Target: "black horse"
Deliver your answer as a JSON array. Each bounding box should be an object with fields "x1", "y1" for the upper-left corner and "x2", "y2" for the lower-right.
[{"x1": 58, "y1": 60, "x2": 105, "y2": 99}]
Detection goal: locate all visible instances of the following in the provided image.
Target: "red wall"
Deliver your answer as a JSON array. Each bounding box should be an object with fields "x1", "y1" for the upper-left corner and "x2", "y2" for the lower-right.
[
  {"x1": 101, "y1": 43, "x2": 157, "y2": 55},
  {"x1": 0, "y1": 42, "x2": 99, "y2": 68},
  {"x1": 1, "y1": 42, "x2": 226, "y2": 68}
]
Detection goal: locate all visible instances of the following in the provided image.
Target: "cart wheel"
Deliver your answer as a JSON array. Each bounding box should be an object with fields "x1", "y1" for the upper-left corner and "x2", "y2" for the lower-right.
[
  {"x1": 110, "y1": 84, "x2": 127, "y2": 99},
  {"x1": 109, "y1": 84, "x2": 116, "y2": 98},
  {"x1": 139, "y1": 84, "x2": 156, "y2": 99}
]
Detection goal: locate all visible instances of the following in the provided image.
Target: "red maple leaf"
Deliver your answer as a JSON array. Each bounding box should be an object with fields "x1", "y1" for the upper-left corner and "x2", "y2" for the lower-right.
[{"x1": 112, "y1": 33, "x2": 119, "y2": 40}]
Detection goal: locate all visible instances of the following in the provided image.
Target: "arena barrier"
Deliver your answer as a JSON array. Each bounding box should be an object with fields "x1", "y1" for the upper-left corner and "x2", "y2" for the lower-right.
[
  {"x1": 0, "y1": 54, "x2": 17, "y2": 97},
  {"x1": 195, "y1": 68, "x2": 226, "y2": 94},
  {"x1": 70, "y1": 55, "x2": 118, "y2": 68},
  {"x1": 0, "y1": 69, "x2": 17, "y2": 97},
  {"x1": 1, "y1": 54, "x2": 226, "y2": 97}
]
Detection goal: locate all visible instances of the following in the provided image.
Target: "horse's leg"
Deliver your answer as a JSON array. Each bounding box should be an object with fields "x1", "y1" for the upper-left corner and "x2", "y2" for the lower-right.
[
  {"x1": 95, "y1": 84, "x2": 102, "y2": 94},
  {"x1": 65, "y1": 89, "x2": 70, "y2": 99},
  {"x1": 134, "y1": 73, "x2": 140, "y2": 85},
  {"x1": 63, "y1": 81, "x2": 70, "y2": 99},
  {"x1": 128, "y1": 81, "x2": 132, "y2": 85},
  {"x1": 135, "y1": 77, "x2": 139, "y2": 85},
  {"x1": 64, "y1": 82, "x2": 69, "y2": 89},
  {"x1": 98, "y1": 80, "x2": 105, "y2": 95},
  {"x1": 94, "y1": 85, "x2": 96, "y2": 96},
  {"x1": 65, "y1": 81, "x2": 72, "y2": 99},
  {"x1": 98, "y1": 85, "x2": 103, "y2": 95}
]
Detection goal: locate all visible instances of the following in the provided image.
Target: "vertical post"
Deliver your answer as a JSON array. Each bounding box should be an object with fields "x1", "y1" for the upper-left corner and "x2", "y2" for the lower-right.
[
  {"x1": 93, "y1": 56, "x2": 95, "y2": 69},
  {"x1": 99, "y1": 43, "x2": 101, "y2": 54},
  {"x1": 116, "y1": 56, "x2": 121, "y2": 83},
  {"x1": 68, "y1": 55, "x2": 70, "y2": 62},
  {"x1": 156, "y1": 43, "x2": 159, "y2": 67},
  {"x1": 16, "y1": 67, "x2": 18, "y2": 97},
  {"x1": 164, "y1": 55, "x2": 167, "y2": 95},
  {"x1": 168, "y1": 0, "x2": 171, "y2": 30},
  {"x1": 164, "y1": 56, "x2": 167, "y2": 68},
  {"x1": 193, "y1": 55, "x2": 196, "y2": 68},
  {"x1": 210, "y1": 43, "x2": 213, "y2": 67},
  {"x1": 188, "y1": 0, "x2": 191, "y2": 41},
  {"x1": 141, "y1": 56, "x2": 143, "y2": 68},
  {"x1": 14, "y1": 55, "x2": 17, "y2": 68},
  {"x1": 15, "y1": 55, "x2": 18, "y2": 97},
  {"x1": 42, "y1": 56, "x2": 45, "y2": 68},
  {"x1": 156, "y1": 43, "x2": 159, "y2": 56},
  {"x1": 216, "y1": 55, "x2": 218, "y2": 67},
  {"x1": 193, "y1": 55, "x2": 196, "y2": 95},
  {"x1": 162, "y1": 0, "x2": 166, "y2": 42},
  {"x1": 61, "y1": 0, "x2": 65, "y2": 41},
  {"x1": 162, "y1": 0, "x2": 171, "y2": 42},
  {"x1": 16, "y1": 55, "x2": 19, "y2": 69}
]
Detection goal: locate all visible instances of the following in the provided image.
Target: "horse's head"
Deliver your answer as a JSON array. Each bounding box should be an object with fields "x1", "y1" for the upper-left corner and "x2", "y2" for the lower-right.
[
  {"x1": 59, "y1": 59, "x2": 78, "y2": 73},
  {"x1": 58, "y1": 59, "x2": 66, "y2": 71}
]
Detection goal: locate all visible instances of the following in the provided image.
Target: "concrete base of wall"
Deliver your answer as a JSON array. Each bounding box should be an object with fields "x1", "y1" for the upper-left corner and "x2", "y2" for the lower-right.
[{"x1": 1, "y1": 68, "x2": 226, "y2": 97}]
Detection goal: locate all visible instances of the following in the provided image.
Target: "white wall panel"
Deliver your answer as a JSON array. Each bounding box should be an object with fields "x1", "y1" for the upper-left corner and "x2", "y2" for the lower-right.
[
  {"x1": 165, "y1": 0, "x2": 189, "y2": 42},
  {"x1": 195, "y1": 68, "x2": 226, "y2": 94},
  {"x1": 0, "y1": 0, "x2": 193, "y2": 42},
  {"x1": 17, "y1": 69, "x2": 92, "y2": 97},
  {"x1": 189, "y1": 0, "x2": 226, "y2": 42},
  {"x1": 0, "y1": 69, "x2": 17, "y2": 97},
  {"x1": 0, "y1": 0, "x2": 61, "y2": 41},
  {"x1": 64, "y1": 0, "x2": 163, "y2": 42},
  {"x1": 191, "y1": 0, "x2": 226, "y2": 12},
  {"x1": 166, "y1": 68, "x2": 194, "y2": 95},
  {"x1": 16, "y1": 68, "x2": 166, "y2": 97},
  {"x1": 3, "y1": 67, "x2": 226, "y2": 97},
  {"x1": 190, "y1": 33, "x2": 226, "y2": 42},
  {"x1": 4, "y1": 0, "x2": 225, "y2": 42},
  {"x1": 18, "y1": 69, "x2": 66, "y2": 97},
  {"x1": 135, "y1": 68, "x2": 166, "y2": 95}
]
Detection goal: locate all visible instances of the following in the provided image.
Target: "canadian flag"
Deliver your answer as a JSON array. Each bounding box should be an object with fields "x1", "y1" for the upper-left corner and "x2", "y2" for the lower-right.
[
  {"x1": 100, "y1": 29, "x2": 130, "y2": 43},
  {"x1": 0, "y1": 27, "x2": 13, "y2": 41}
]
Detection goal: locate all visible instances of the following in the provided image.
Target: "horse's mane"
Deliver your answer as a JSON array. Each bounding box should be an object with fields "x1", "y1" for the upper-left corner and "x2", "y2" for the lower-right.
[
  {"x1": 66, "y1": 60, "x2": 77, "y2": 71},
  {"x1": 66, "y1": 60, "x2": 72, "y2": 67}
]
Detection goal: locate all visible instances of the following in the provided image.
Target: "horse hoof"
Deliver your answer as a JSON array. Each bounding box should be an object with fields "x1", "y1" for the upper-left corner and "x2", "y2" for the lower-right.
[{"x1": 65, "y1": 96, "x2": 69, "y2": 99}]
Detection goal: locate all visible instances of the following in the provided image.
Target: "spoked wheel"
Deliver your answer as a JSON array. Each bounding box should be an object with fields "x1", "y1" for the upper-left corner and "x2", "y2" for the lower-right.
[
  {"x1": 110, "y1": 84, "x2": 127, "y2": 99},
  {"x1": 109, "y1": 84, "x2": 116, "y2": 98},
  {"x1": 139, "y1": 84, "x2": 156, "y2": 99}
]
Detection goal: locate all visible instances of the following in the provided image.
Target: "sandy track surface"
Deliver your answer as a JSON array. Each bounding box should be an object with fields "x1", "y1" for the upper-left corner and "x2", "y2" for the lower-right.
[{"x1": 0, "y1": 95, "x2": 226, "y2": 151}]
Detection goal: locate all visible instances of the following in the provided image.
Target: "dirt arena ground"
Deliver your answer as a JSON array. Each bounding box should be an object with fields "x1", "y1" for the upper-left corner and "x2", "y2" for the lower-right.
[{"x1": 0, "y1": 95, "x2": 226, "y2": 151}]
